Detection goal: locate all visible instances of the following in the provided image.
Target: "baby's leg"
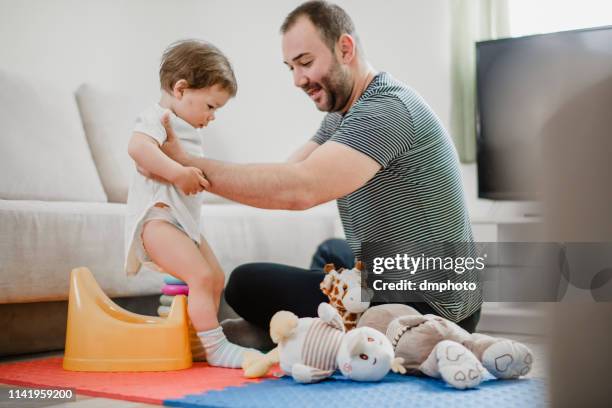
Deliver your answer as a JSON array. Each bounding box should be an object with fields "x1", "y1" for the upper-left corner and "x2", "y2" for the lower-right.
[
  {"x1": 142, "y1": 220, "x2": 259, "y2": 368},
  {"x1": 142, "y1": 220, "x2": 219, "y2": 331},
  {"x1": 188, "y1": 236, "x2": 224, "y2": 361},
  {"x1": 197, "y1": 236, "x2": 225, "y2": 315},
  {"x1": 195, "y1": 237, "x2": 264, "y2": 365}
]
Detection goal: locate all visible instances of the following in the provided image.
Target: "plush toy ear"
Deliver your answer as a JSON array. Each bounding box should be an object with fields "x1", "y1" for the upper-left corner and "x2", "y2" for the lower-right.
[
  {"x1": 323, "y1": 263, "x2": 335, "y2": 273},
  {"x1": 347, "y1": 332, "x2": 367, "y2": 357},
  {"x1": 317, "y1": 302, "x2": 345, "y2": 331},
  {"x1": 320, "y1": 273, "x2": 335, "y2": 295}
]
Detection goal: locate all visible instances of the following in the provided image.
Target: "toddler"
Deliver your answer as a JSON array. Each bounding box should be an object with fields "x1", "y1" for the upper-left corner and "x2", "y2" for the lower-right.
[{"x1": 125, "y1": 39, "x2": 256, "y2": 368}]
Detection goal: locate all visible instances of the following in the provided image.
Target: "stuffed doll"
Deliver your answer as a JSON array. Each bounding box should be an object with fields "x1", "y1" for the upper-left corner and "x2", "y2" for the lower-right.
[
  {"x1": 242, "y1": 302, "x2": 406, "y2": 383},
  {"x1": 357, "y1": 304, "x2": 534, "y2": 389},
  {"x1": 319, "y1": 262, "x2": 372, "y2": 331}
]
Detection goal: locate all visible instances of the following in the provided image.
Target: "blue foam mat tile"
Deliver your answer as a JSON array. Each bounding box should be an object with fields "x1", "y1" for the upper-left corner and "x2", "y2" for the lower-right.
[{"x1": 164, "y1": 373, "x2": 548, "y2": 408}]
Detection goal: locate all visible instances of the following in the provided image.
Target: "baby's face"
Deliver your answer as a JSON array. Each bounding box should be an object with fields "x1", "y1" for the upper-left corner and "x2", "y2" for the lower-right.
[{"x1": 175, "y1": 84, "x2": 230, "y2": 129}]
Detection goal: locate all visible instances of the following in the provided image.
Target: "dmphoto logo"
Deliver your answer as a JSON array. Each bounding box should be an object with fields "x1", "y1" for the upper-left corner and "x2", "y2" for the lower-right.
[{"x1": 360, "y1": 242, "x2": 612, "y2": 304}]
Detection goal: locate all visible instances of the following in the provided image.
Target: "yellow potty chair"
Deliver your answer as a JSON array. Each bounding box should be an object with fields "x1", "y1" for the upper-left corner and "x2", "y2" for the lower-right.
[{"x1": 63, "y1": 267, "x2": 192, "y2": 372}]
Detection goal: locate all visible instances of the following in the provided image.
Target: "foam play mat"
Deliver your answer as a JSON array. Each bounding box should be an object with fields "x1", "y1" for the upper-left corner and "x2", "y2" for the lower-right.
[{"x1": 0, "y1": 357, "x2": 549, "y2": 407}]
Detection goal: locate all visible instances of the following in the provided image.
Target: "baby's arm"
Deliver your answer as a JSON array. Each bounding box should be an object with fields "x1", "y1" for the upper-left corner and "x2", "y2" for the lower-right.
[{"x1": 128, "y1": 132, "x2": 208, "y2": 195}]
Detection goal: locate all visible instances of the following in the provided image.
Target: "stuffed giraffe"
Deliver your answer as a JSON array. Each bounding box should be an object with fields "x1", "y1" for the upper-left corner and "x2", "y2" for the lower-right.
[{"x1": 320, "y1": 262, "x2": 372, "y2": 331}]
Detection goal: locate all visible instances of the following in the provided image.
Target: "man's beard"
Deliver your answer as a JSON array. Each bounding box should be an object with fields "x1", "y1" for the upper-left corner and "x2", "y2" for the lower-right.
[{"x1": 304, "y1": 60, "x2": 353, "y2": 112}]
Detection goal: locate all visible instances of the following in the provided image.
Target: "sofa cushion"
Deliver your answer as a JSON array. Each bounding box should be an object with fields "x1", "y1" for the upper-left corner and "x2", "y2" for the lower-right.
[
  {"x1": 75, "y1": 84, "x2": 142, "y2": 203},
  {"x1": 75, "y1": 84, "x2": 230, "y2": 204},
  {"x1": 0, "y1": 199, "x2": 339, "y2": 304},
  {"x1": 0, "y1": 200, "x2": 163, "y2": 303},
  {"x1": 0, "y1": 71, "x2": 107, "y2": 202}
]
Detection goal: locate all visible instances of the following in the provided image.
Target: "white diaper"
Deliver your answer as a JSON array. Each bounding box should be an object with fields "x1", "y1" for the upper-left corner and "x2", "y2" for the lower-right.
[{"x1": 134, "y1": 206, "x2": 198, "y2": 273}]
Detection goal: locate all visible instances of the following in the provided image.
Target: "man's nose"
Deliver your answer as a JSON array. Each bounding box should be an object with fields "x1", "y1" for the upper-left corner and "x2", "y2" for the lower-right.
[{"x1": 293, "y1": 70, "x2": 308, "y2": 89}]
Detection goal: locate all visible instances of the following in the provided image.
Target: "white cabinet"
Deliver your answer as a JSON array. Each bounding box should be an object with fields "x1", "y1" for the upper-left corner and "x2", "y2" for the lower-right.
[{"x1": 468, "y1": 201, "x2": 548, "y2": 335}]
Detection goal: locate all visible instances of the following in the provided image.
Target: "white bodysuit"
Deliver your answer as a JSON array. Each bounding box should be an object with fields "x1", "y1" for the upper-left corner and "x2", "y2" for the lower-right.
[{"x1": 124, "y1": 104, "x2": 204, "y2": 275}]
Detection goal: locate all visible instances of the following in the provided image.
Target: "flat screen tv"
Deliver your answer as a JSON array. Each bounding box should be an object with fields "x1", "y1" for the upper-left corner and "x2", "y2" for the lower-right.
[{"x1": 475, "y1": 26, "x2": 612, "y2": 200}]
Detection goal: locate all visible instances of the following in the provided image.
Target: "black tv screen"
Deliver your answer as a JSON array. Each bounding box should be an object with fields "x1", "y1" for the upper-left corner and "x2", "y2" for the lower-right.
[{"x1": 475, "y1": 26, "x2": 612, "y2": 200}]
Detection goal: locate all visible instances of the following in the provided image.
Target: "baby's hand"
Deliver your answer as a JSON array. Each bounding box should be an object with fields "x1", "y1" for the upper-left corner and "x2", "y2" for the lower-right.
[
  {"x1": 171, "y1": 166, "x2": 209, "y2": 195},
  {"x1": 161, "y1": 110, "x2": 189, "y2": 165}
]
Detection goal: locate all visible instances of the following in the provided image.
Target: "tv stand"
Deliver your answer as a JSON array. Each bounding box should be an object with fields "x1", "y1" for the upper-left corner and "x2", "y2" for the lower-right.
[
  {"x1": 469, "y1": 200, "x2": 543, "y2": 242},
  {"x1": 468, "y1": 200, "x2": 547, "y2": 335}
]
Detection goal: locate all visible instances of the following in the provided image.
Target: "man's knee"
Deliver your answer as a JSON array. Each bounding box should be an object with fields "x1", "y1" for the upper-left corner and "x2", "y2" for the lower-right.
[
  {"x1": 311, "y1": 238, "x2": 355, "y2": 270},
  {"x1": 316, "y1": 238, "x2": 344, "y2": 255},
  {"x1": 224, "y1": 263, "x2": 258, "y2": 310}
]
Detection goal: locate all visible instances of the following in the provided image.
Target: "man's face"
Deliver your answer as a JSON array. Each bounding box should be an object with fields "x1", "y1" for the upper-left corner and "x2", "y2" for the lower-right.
[{"x1": 282, "y1": 16, "x2": 353, "y2": 112}]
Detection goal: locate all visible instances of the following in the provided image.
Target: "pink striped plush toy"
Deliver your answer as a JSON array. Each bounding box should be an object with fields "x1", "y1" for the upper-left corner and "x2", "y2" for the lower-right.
[{"x1": 242, "y1": 302, "x2": 405, "y2": 383}]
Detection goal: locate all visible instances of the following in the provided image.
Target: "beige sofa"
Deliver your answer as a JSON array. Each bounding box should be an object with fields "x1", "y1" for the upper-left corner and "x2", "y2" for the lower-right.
[{"x1": 0, "y1": 70, "x2": 339, "y2": 356}]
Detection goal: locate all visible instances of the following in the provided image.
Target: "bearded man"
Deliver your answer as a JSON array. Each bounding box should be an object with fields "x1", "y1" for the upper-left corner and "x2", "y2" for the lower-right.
[{"x1": 154, "y1": 1, "x2": 482, "y2": 338}]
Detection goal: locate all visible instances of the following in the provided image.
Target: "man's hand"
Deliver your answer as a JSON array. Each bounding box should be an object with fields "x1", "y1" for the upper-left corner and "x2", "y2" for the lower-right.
[
  {"x1": 137, "y1": 163, "x2": 211, "y2": 192},
  {"x1": 171, "y1": 166, "x2": 209, "y2": 195},
  {"x1": 161, "y1": 110, "x2": 189, "y2": 166}
]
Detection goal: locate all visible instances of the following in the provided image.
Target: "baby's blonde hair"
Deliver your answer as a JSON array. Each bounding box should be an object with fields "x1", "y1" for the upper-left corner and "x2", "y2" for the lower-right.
[{"x1": 159, "y1": 39, "x2": 237, "y2": 96}]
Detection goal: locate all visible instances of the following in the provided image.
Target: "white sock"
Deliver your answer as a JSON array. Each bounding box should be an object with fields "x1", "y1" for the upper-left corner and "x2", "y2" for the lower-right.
[{"x1": 198, "y1": 326, "x2": 260, "y2": 368}]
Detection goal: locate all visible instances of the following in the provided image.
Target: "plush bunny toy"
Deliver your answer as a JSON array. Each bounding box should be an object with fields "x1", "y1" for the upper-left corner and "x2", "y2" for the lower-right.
[
  {"x1": 358, "y1": 304, "x2": 534, "y2": 389},
  {"x1": 242, "y1": 302, "x2": 405, "y2": 383}
]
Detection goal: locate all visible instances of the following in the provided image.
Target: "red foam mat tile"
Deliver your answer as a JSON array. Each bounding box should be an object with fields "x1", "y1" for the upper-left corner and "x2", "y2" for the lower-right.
[{"x1": 0, "y1": 357, "x2": 275, "y2": 405}]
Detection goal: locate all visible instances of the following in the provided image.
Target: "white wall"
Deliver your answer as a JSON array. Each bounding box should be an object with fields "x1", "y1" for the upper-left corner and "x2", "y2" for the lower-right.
[{"x1": 0, "y1": 0, "x2": 452, "y2": 163}]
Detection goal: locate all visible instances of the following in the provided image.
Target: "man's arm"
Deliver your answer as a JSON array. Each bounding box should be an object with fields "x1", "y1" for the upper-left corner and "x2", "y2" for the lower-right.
[
  {"x1": 186, "y1": 142, "x2": 379, "y2": 209},
  {"x1": 286, "y1": 141, "x2": 320, "y2": 163},
  {"x1": 159, "y1": 115, "x2": 380, "y2": 209}
]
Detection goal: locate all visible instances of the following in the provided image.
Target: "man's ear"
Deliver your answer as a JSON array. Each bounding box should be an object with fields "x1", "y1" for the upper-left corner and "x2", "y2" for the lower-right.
[
  {"x1": 337, "y1": 33, "x2": 356, "y2": 64},
  {"x1": 172, "y1": 79, "x2": 189, "y2": 100}
]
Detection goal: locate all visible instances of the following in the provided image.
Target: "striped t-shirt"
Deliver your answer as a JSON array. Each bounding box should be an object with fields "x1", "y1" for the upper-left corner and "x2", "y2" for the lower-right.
[{"x1": 311, "y1": 72, "x2": 482, "y2": 322}]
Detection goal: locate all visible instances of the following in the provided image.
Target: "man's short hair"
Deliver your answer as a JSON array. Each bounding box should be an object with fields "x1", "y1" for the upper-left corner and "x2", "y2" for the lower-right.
[
  {"x1": 280, "y1": 1, "x2": 361, "y2": 54},
  {"x1": 159, "y1": 39, "x2": 237, "y2": 96}
]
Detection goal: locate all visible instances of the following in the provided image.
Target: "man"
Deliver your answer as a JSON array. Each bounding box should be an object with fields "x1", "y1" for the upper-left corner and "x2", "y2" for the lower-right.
[{"x1": 157, "y1": 1, "x2": 482, "y2": 334}]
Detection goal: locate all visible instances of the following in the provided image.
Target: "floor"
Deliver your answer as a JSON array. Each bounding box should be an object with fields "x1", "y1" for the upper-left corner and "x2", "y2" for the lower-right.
[{"x1": 0, "y1": 332, "x2": 550, "y2": 408}]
